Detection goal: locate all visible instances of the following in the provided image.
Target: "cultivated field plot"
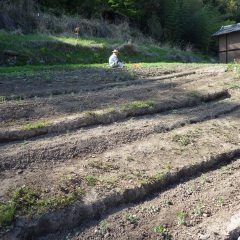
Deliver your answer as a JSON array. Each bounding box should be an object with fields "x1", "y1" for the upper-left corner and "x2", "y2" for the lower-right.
[{"x1": 0, "y1": 63, "x2": 240, "y2": 240}]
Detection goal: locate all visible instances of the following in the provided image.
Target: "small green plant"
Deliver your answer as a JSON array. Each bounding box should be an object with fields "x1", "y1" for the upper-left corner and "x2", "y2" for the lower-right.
[
  {"x1": 188, "y1": 91, "x2": 200, "y2": 97},
  {"x1": 0, "y1": 96, "x2": 6, "y2": 102},
  {"x1": 98, "y1": 220, "x2": 110, "y2": 235},
  {"x1": 22, "y1": 120, "x2": 49, "y2": 130},
  {"x1": 43, "y1": 75, "x2": 52, "y2": 83},
  {"x1": 124, "y1": 213, "x2": 138, "y2": 224},
  {"x1": 153, "y1": 225, "x2": 172, "y2": 239},
  {"x1": 85, "y1": 175, "x2": 98, "y2": 186},
  {"x1": 217, "y1": 197, "x2": 225, "y2": 206},
  {"x1": 220, "y1": 166, "x2": 232, "y2": 175},
  {"x1": 227, "y1": 63, "x2": 240, "y2": 78},
  {"x1": 37, "y1": 193, "x2": 78, "y2": 213},
  {"x1": 192, "y1": 203, "x2": 204, "y2": 216},
  {"x1": 153, "y1": 225, "x2": 167, "y2": 234},
  {"x1": 163, "y1": 199, "x2": 173, "y2": 206},
  {"x1": 140, "y1": 205, "x2": 160, "y2": 213},
  {"x1": 154, "y1": 171, "x2": 168, "y2": 181},
  {"x1": 172, "y1": 130, "x2": 200, "y2": 146},
  {"x1": 89, "y1": 161, "x2": 119, "y2": 171},
  {"x1": 187, "y1": 183, "x2": 196, "y2": 194},
  {"x1": 121, "y1": 100, "x2": 155, "y2": 112},
  {"x1": 99, "y1": 175, "x2": 118, "y2": 189},
  {"x1": 12, "y1": 186, "x2": 40, "y2": 213},
  {"x1": 84, "y1": 111, "x2": 98, "y2": 118},
  {"x1": 126, "y1": 156, "x2": 135, "y2": 162},
  {"x1": 226, "y1": 81, "x2": 240, "y2": 89},
  {"x1": 200, "y1": 175, "x2": 207, "y2": 185},
  {"x1": 176, "y1": 210, "x2": 187, "y2": 225},
  {"x1": 0, "y1": 202, "x2": 15, "y2": 227},
  {"x1": 172, "y1": 134, "x2": 191, "y2": 146}
]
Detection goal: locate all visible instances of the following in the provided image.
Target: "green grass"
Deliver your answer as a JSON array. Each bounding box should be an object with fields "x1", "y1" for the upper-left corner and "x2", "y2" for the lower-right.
[
  {"x1": 226, "y1": 81, "x2": 240, "y2": 89},
  {"x1": 85, "y1": 175, "x2": 98, "y2": 186},
  {"x1": 22, "y1": 120, "x2": 49, "y2": 130},
  {"x1": 0, "y1": 63, "x2": 105, "y2": 76},
  {"x1": 0, "y1": 185, "x2": 83, "y2": 227},
  {"x1": 121, "y1": 100, "x2": 155, "y2": 112},
  {"x1": 172, "y1": 130, "x2": 201, "y2": 146},
  {"x1": 0, "y1": 31, "x2": 211, "y2": 70},
  {"x1": 0, "y1": 202, "x2": 15, "y2": 227}
]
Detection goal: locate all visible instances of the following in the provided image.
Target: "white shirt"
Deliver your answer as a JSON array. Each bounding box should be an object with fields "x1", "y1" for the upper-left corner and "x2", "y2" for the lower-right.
[{"x1": 109, "y1": 53, "x2": 119, "y2": 67}]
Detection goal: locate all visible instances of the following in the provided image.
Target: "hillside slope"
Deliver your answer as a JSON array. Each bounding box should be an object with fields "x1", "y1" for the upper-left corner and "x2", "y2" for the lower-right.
[{"x1": 0, "y1": 31, "x2": 212, "y2": 67}]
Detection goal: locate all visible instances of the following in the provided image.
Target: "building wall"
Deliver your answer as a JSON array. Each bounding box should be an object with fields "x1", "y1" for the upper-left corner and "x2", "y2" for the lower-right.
[
  {"x1": 219, "y1": 35, "x2": 226, "y2": 52},
  {"x1": 219, "y1": 32, "x2": 240, "y2": 63},
  {"x1": 227, "y1": 32, "x2": 240, "y2": 50}
]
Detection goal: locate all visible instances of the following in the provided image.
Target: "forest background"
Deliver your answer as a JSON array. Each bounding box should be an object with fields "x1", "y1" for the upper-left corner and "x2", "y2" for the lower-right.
[{"x1": 1, "y1": 0, "x2": 240, "y2": 54}]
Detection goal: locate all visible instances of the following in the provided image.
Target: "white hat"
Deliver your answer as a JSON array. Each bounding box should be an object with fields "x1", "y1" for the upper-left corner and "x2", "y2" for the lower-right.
[{"x1": 112, "y1": 49, "x2": 119, "y2": 53}]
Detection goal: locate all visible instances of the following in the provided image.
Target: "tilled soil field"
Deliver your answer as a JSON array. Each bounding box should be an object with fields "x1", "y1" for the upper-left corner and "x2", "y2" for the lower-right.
[{"x1": 0, "y1": 64, "x2": 240, "y2": 240}]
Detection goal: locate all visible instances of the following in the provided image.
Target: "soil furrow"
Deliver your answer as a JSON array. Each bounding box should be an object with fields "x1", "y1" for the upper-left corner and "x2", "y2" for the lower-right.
[
  {"x1": 0, "y1": 71, "x2": 200, "y2": 101},
  {"x1": 0, "y1": 97, "x2": 238, "y2": 172},
  {"x1": 0, "y1": 71, "x2": 231, "y2": 123},
  {"x1": 69, "y1": 158, "x2": 240, "y2": 240},
  {"x1": 0, "y1": 88, "x2": 231, "y2": 142},
  {"x1": 0, "y1": 64, "x2": 237, "y2": 240},
  {"x1": 3, "y1": 149, "x2": 240, "y2": 239}
]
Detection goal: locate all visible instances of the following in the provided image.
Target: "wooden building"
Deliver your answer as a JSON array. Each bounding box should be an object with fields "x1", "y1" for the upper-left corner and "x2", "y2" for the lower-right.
[{"x1": 213, "y1": 23, "x2": 240, "y2": 63}]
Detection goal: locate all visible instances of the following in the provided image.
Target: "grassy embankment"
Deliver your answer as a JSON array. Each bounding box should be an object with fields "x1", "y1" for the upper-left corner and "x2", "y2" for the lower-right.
[{"x1": 0, "y1": 30, "x2": 212, "y2": 75}]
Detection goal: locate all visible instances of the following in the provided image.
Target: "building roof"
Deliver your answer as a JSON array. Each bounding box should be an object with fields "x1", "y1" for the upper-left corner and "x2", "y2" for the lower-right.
[{"x1": 213, "y1": 23, "x2": 240, "y2": 36}]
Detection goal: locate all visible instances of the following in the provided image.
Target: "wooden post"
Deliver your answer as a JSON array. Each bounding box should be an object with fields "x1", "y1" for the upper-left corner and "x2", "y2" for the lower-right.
[{"x1": 226, "y1": 34, "x2": 228, "y2": 63}]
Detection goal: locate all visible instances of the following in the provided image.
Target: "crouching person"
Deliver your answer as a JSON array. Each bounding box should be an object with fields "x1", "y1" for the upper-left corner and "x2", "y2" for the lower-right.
[{"x1": 109, "y1": 49, "x2": 124, "y2": 68}]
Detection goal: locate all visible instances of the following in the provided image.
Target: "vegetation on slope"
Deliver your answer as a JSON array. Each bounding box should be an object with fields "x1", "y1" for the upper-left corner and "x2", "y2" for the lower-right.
[{"x1": 0, "y1": 30, "x2": 211, "y2": 67}]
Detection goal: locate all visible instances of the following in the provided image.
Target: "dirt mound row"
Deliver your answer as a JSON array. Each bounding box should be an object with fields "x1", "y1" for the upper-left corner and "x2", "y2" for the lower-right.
[
  {"x1": 0, "y1": 96, "x2": 238, "y2": 172},
  {"x1": 0, "y1": 64, "x2": 237, "y2": 239},
  {"x1": 71, "y1": 158, "x2": 240, "y2": 240},
  {"x1": 1, "y1": 94, "x2": 239, "y2": 239},
  {"x1": 3, "y1": 149, "x2": 240, "y2": 239},
  {"x1": 0, "y1": 71, "x2": 223, "y2": 123},
  {"x1": 0, "y1": 70, "x2": 199, "y2": 101},
  {"x1": 0, "y1": 89, "x2": 231, "y2": 142}
]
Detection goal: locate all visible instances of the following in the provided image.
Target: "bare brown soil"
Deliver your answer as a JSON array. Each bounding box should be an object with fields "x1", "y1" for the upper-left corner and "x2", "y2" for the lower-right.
[{"x1": 0, "y1": 64, "x2": 240, "y2": 240}]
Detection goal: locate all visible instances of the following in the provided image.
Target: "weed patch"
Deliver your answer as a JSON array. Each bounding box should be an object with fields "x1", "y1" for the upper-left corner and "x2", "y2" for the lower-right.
[
  {"x1": 97, "y1": 221, "x2": 110, "y2": 235},
  {"x1": 172, "y1": 130, "x2": 201, "y2": 146},
  {"x1": 85, "y1": 175, "x2": 98, "y2": 186},
  {"x1": 0, "y1": 96, "x2": 6, "y2": 102},
  {"x1": 153, "y1": 225, "x2": 172, "y2": 239},
  {"x1": 22, "y1": 120, "x2": 49, "y2": 130},
  {"x1": 121, "y1": 100, "x2": 155, "y2": 112},
  {"x1": 176, "y1": 210, "x2": 187, "y2": 225},
  {"x1": 0, "y1": 185, "x2": 84, "y2": 227},
  {"x1": 89, "y1": 161, "x2": 119, "y2": 171},
  {"x1": 124, "y1": 213, "x2": 138, "y2": 224},
  {"x1": 192, "y1": 203, "x2": 204, "y2": 216},
  {"x1": 0, "y1": 202, "x2": 15, "y2": 227},
  {"x1": 226, "y1": 81, "x2": 240, "y2": 89}
]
